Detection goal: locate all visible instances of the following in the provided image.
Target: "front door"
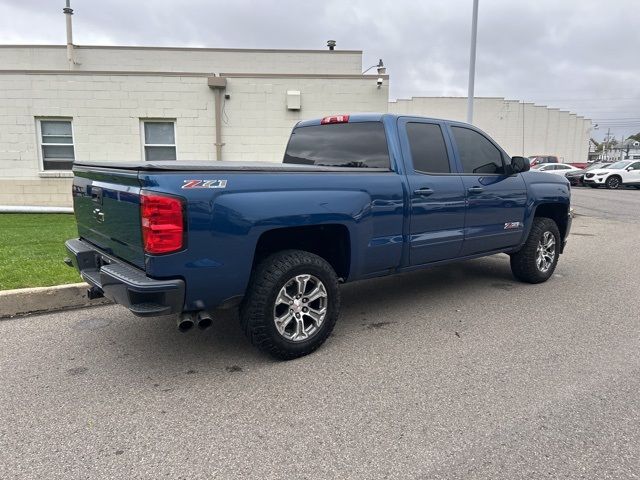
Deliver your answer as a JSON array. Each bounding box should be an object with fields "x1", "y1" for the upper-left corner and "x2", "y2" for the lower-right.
[
  {"x1": 448, "y1": 125, "x2": 528, "y2": 256},
  {"x1": 399, "y1": 118, "x2": 467, "y2": 265},
  {"x1": 622, "y1": 161, "x2": 640, "y2": 185}
]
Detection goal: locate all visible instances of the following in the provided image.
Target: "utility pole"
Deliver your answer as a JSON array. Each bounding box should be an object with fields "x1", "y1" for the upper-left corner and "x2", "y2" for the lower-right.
[
  {"x1": 603, "y1": 127, "x2": 611, "y2": 160},
  {"x1": 466, "y1": 0, "x2": 479, "y2": 124}
]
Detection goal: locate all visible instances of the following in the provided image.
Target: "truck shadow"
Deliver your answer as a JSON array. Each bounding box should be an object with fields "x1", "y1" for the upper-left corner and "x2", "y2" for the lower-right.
[{"x1": 95, "y1": 255, "x2": 517, "y2": 374}]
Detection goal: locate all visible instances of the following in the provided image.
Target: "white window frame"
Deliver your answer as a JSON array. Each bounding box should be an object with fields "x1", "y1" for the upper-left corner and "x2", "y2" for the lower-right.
[
  {"x1": 140, "y1": 119, "x2": 178, "y2": 161},
  {"x1": 36, "y1": 117, "x2": 75, "y2": 174}
]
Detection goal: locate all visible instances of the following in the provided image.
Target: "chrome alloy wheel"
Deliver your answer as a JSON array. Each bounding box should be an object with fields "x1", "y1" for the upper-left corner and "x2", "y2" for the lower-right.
[
  {"x1": 608, "y1": 176, "x2": 620, "y2": 188},
  {"x1": 273, "y1": 274, "x2": 328, "y2": 342},
  {"x1": 536, "y1": 231, "x2": 556, "y2": 273}
]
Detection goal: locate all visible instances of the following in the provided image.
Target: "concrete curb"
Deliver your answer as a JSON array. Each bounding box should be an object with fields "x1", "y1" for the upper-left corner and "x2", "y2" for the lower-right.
[{"x1": 0, "y1": 283, "x2": 111, "y2": 319}]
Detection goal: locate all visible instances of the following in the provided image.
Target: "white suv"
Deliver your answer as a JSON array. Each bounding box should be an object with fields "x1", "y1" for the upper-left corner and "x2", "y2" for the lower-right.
[{"x1": 583, "y1": 160, "x2": 640, "y2": 189}]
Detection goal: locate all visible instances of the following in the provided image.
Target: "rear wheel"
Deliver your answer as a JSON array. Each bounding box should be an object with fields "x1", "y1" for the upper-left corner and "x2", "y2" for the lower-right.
[
  {"x1": 240, "y1": 250, "x2": 340, "y2": 360},
  {"x1": 510, "y1": 217, "x2": 560, "y2": 284},
  {"x1": 605, "y1": 175, "x2": 621, "y2": 189}
]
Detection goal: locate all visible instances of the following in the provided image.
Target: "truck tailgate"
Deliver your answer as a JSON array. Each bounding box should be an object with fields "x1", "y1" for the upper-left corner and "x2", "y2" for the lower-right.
[{"x1": 72, "y1": 165, "x2": 145, "y2": 269}]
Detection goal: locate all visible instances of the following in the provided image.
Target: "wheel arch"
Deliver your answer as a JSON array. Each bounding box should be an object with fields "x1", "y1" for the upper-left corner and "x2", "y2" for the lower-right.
[
  {"x1": 606, "y1": 174, "x2": 622, "y2": 188},
  {"x1": 532, "y1": 202, "x2": 570, "y2": 248},
  {"x1": 252, "y1": 224, "x2": 351, "y2": 280}
]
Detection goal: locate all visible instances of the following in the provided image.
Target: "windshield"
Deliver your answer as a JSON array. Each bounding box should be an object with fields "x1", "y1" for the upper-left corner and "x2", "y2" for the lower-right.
[
  {"x1": 586, "y1": 163, "x2": 610, "y2": 171},
  {"x1": 605, "y1": 161, "x2": 632, "y2": 170}
]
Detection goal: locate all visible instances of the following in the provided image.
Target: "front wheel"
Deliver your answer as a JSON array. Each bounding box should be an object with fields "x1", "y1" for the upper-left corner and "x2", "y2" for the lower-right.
[
  {"x1": 240, "y1": 250, "x2": 340, "y2": 360},
  {"x1": 510, "y1": 218, "x2": 560, "y2": 284},
  {"x1": 605, "y1": 176, "x2": 621, "y2": 189}
]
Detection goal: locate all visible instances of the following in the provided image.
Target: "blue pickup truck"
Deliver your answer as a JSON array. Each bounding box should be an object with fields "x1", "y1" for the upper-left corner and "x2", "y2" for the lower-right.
[{"x1": 65, "y1": 113, "x2": 571, "y2": 359}]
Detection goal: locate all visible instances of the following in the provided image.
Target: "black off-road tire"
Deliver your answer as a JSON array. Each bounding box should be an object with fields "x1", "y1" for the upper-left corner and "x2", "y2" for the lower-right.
[
  {"x1": 240, "y1": 250, "x2": 340, "y2": 360},
  {"x1": 510, "y1": 217, "x2": 561, "y2": 284},
  {"x1": 605, "y1": 175, "x2": 621, "y2": 189}
]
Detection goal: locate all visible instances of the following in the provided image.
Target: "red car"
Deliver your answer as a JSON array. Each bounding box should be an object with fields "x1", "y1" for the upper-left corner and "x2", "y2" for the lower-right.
[{"x1": 528, "y1": 155, "x2": 559, "y2": 167}]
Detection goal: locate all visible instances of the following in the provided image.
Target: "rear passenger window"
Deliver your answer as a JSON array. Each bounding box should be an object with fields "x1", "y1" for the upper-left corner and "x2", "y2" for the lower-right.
[
  {"x1": 406, "y1": 123, "x2": 450, "y2": 174},
  {"x1": 451, "y1": 126, "x2": 505, "y2": 174},
  {"x1": 283, "y1": 122, "x2": 390, "y2": 168}
]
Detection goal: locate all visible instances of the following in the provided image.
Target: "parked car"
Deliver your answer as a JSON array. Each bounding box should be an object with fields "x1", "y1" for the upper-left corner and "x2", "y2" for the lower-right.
[
  {"x1": 583, "y1": 160, "x2": 640, "y2": 189},
  {"x1": 528, "y1": 155, "x2": 560, "y2": 167},
  {"x1": 65, "y1": 113, "x2": 571, "y2": 359},
  {"x1": 531, "y1": 163, "x2": 582, "y2": 176},
  {"x1": 565, "y1": 162, "x2": 612, "y2": 186}
]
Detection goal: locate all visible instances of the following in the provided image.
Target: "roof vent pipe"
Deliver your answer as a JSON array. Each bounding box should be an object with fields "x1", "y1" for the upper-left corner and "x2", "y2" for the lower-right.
[
  {"x1": 63, "y1": 0, "x2": 75, "y2": 68},
  {"x1": 327, "y1": 40, "x2": 336, "y2": 51}
]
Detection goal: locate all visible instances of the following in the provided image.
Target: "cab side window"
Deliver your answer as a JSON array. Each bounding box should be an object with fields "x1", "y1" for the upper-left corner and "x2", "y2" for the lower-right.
[
  {"x1": 451, "y1": 126, "x2": 505, "y2": 174},
  {"x1": 629, "y1": 162, "x2": 640, "y2": 170},
  {"x1": 406, "y1": 123, "x2": 451, "y2": 174}
]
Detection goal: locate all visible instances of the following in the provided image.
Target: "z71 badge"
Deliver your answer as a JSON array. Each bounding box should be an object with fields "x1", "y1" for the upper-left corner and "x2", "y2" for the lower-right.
[
  {"x1": 504, "y1": 221, "x2": 523, "y2": 230},
  {"x1": 181, "y1": 179, "x2": 227, "y2": 189}
]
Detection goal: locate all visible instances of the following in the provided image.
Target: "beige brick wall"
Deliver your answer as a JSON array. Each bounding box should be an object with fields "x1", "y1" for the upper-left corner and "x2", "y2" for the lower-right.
[
  {"x1": 389, "y1": 97, "x2": 592, "y2": 163},
  {"x1": 0, "y1": 178, "x2": 73, "y2": 206},
  {"x1": 0, "y1": 72, "x2": 387, "y2": 206},
  {"x1": 222, "y1": 76, "x2": 389, "y2": 162}
]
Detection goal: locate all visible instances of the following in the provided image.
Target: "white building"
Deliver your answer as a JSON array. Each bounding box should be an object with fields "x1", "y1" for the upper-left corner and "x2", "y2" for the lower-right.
[
  {"x1": 0, "y1": 44, "x2": 591, "y2": 208},
  {"x1": 389, "y1": 97, "x2": 592, "y2": 164},
  {"x1": 0, "y1": 44, "x2": 388, "y2": 206}
]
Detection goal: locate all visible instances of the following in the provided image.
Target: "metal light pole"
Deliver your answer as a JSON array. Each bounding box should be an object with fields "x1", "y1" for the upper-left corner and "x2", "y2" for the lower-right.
[{"x1": 466, "y1": 0, "x2": 479, "y2": 124}]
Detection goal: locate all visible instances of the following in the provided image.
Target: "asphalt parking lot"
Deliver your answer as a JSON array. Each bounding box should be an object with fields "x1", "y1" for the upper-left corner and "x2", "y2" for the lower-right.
[{"x1": 1, "y1": 188, "x2": 639, "y2": 479}]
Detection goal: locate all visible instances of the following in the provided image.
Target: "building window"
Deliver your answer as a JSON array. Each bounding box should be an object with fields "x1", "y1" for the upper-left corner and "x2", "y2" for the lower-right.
[
  {"x1": 38, "y1": 119, "x2": 75, "y2": 171},
  {"x1": 142, "y1": 120, "x2": 177, "y2": 161}
]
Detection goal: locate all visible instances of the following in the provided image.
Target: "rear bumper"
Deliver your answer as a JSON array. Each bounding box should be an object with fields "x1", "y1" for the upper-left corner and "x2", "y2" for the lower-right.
[{"x1": 65, "y1": 238, "x2": 185, "y2": 317}]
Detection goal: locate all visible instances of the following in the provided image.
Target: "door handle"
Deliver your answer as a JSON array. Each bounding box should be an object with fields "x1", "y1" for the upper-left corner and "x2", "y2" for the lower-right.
[
  {"x1": 468, "y1": 186, "x2": 484, "y2": 194},
  {"x1": 413, "y1": 187, "x2": 434, "y2": 196}
]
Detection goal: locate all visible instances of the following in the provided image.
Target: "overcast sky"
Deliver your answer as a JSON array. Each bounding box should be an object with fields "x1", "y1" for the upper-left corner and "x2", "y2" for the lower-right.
[{"x1": 1, "y1": 0, "x2": 639, "y2": 140}]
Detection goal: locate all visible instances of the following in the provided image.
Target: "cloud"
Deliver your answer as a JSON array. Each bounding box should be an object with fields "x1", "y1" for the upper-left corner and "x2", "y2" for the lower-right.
[{"x1": 1, "y1": 0, "x2": 638, "y2": 138}]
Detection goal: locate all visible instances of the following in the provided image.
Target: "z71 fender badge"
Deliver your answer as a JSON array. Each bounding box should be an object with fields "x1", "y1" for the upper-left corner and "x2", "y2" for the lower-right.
[
  {"x1": 504, "y1": 221, "x2": 523, "y2": 230},
  {"x1": 181, "y1": 179, "x2": 227, "y2": 189}
]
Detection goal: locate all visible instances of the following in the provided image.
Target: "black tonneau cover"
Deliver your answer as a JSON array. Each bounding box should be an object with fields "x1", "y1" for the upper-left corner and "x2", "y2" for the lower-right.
[{"x1": 73, "y1": 160, "x2": 391, "y2": 173}]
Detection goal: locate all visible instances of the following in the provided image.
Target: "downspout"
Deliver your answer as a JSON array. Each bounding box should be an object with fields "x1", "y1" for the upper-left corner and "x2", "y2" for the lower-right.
[
  {"x1": 207, "y1": 76, "x2": 227, "y2": 161},
  {"x1": 63, "y1": 0, "x2": 75, "y2": 68}
]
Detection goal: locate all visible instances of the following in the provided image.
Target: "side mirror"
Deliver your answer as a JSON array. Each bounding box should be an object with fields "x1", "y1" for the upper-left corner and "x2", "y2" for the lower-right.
[
  {"x1": 510, "y1": 156, "x2": 530, "y2": 174},
  {"x1": 626, "y1": 167, "x2": 633, "y2": 171}
]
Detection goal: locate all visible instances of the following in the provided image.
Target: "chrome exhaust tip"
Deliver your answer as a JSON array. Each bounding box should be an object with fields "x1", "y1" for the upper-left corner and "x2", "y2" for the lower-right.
[
  {"x1": 196, "y1": 311, "x2": 213, "y2": 331},
  {"x1": 177, "y1": 313, "x2": 195, "y2": 333}
]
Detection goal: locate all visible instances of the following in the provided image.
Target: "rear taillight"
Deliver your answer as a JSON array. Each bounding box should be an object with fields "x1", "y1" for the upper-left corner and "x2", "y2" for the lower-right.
[
  {"x1": 140, "y1": 192, "x2": 185, "y2": 254},
  {"x1": 320, "y1": 114, "x2": 350, "y2": 125}
]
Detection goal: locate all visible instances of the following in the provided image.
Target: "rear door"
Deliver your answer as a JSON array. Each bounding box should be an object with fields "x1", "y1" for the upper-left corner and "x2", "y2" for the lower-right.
[
  {"x1": 72, "y1": 165, "x2": 146, "y2": 269},
  {"x1": 447, "y1": 124, "x2": 528, "y2": 256},
  {"x1": 398, "y1": 118, "x2": 466, "y2": 265}
]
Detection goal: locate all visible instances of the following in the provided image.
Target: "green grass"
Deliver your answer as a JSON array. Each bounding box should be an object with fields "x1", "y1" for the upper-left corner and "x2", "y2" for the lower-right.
[{"x1": 0, "y1": 213, "x2": 81, "y2": 290}]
